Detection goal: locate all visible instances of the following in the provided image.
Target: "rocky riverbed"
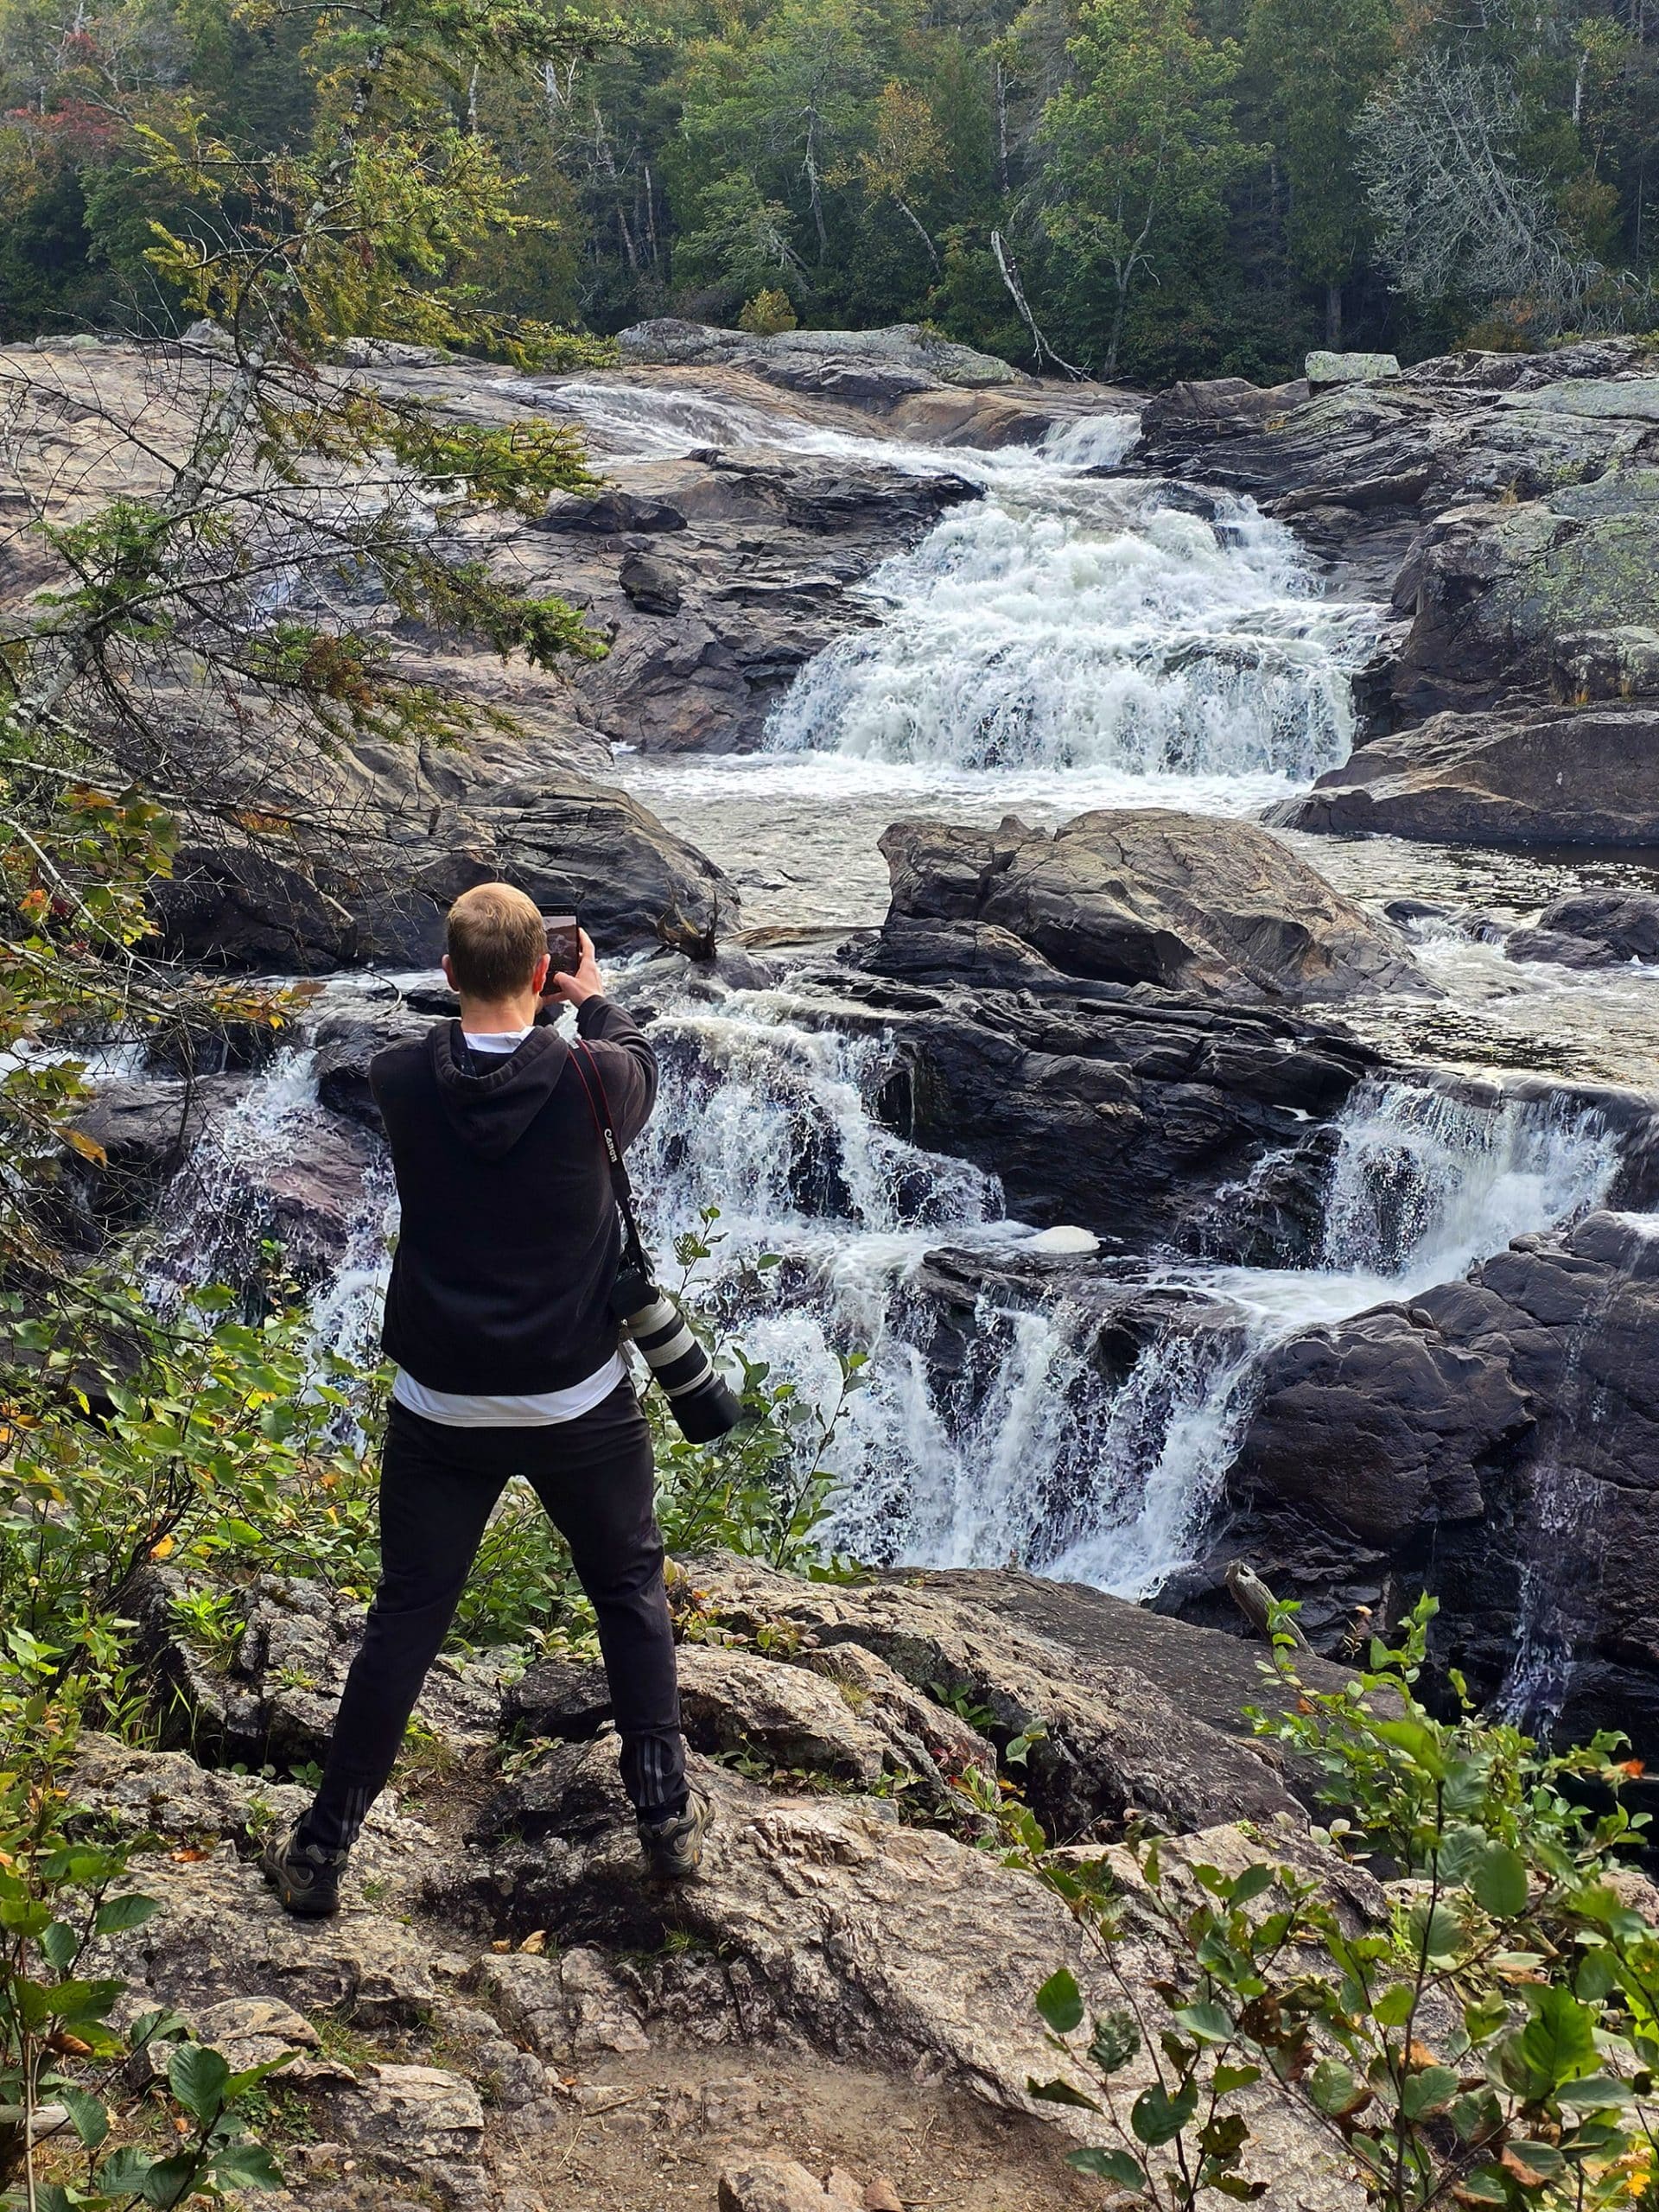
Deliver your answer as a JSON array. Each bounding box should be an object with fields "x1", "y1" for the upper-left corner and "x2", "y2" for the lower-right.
[{"x1": 22, "y1": 320, "x2": 1659, "y2": 2209}]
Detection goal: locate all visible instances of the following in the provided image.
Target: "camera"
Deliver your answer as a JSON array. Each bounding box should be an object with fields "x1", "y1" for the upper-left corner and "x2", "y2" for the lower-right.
[{"x1": 611, "y1": 1262, "x2": 744, "y2": 1444}]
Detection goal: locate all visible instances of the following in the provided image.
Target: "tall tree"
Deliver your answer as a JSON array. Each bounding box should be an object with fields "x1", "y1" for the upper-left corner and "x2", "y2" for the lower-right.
[
  {"x1": 1040, "y1": 0, "x2": 1251, "y2": 375},
  {"x1": 1246, "y1": 0, "x2": 1395, "y2": 346}
]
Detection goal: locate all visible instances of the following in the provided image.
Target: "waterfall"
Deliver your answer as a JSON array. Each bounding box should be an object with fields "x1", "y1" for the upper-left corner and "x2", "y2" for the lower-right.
[
  {"x1": 764, "y1": 478, "x2": 1376, "y2": 783},
  {"x1": 143, "y1": 1048, "x2": 327, "y2": 1310},
  {"x1": 611, "y1": 991, "x2": 1626, "y2": 1599}
]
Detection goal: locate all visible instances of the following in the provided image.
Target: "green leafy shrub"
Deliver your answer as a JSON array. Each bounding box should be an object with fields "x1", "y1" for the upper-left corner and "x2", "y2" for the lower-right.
[
  {"x1": 737, "y1": 289, "x2": 798, "y2": 334},
  {"x1": 1014, "y1": 1597, "x2": 1659, "y2": 2212},
  {"x1": 0, "y1": 1642, "x2": 283, "y2": 2209}
]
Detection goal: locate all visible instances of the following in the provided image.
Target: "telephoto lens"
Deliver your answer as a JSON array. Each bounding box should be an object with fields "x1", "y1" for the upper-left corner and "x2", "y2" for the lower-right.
[{"x1": 612, "y1": 1265, "x2": 744, "y2": 1444}]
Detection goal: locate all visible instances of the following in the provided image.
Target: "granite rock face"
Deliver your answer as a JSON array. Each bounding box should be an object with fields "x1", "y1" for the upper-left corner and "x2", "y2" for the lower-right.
[{"x1": 1275, "y1": 704, "x2": 1659, "y2": 845}]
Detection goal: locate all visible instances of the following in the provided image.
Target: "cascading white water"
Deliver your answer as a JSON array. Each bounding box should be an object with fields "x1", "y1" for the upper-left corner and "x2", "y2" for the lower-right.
[
  {"x1": 614, "y1": 988, "x2": 1624, "y2": 1599},
  {"x1": 143, "y1": 1047, "x2": 327, "y2": 1310},
  {"x1": 766, "y1": 482, "x2": 1370, "y2": 783}
]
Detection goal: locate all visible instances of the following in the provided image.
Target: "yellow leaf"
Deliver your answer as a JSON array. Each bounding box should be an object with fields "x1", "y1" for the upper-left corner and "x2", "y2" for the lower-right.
[
  {"x1": 149, "y1": 1535, "x2": 175, "y2": 1559},
  {"x1": 64, "y1": 1128, "x2": 107, "y2": 1165}
]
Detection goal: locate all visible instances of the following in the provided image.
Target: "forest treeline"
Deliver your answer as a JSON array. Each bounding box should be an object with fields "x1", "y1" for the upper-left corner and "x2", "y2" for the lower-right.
[{"x1": 3, "y1": 0, "x2": 1658, "y2": 390}]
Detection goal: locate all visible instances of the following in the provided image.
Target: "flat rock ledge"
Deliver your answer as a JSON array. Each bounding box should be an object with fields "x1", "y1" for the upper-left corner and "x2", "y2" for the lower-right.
[{"x1": 63, "y1": 1555, "x2": 1390, "y2": 2212}]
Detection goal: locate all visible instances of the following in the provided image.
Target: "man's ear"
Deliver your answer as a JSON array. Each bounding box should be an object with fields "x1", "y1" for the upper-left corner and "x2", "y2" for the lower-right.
[
  {"x1": 533, "y1": 952, "x2": 552, "y2": 995},
  {"x1": 441, "y1": 953, "x2": 457, "y2": 990}
]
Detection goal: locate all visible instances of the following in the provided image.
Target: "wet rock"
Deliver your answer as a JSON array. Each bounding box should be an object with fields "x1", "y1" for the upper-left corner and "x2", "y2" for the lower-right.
[
  {"x1": 878, "y1": 811, "x2": 1421, "y2": 1005},
  {"x1": 817, "y1": 962, "x2": 1378, "y2": 1240},
  {"x1": 1505, "y1": 892, "x2": 1659, "y2": 968},
  {"x1": 1179, "y1": 1210, "x2": 1659, "y2": 1747},
  {"x1": 619, "y1": 548, "x2": 685, "y2": 613},
  {"x1": 60, "y1": 1076, "x2": 239, "y2": 1234},
  {"x1": 1278, "y1": 703, "x2": 1659, "y2": 845},
  {"x1": 539, "y1": 486, "x2": 687, "y2": 532}
]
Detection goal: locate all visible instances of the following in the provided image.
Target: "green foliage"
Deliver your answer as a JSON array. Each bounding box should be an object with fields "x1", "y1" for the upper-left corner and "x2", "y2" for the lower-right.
[
  {"x1": 738, "y1": 287, "x2": 798, "y2": 334},
  {"x1": 1040, "y1": 0, "x2": 1255, "y2": 377},
  {"x1": 1011, "y1": 1595, "x2": 1659, "y2": 2212},
  {"x1": 0, "y1": 1645, "x2": 283, "y2": 2206}
]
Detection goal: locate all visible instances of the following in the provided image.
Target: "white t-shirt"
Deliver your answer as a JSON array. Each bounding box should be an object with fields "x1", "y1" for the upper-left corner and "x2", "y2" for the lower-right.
[{"x1": 389, "y1": 1024, "x2": 626, "y2": 1428}]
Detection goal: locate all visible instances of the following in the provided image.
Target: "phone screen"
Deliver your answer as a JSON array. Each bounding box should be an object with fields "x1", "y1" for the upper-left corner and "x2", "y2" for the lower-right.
[{"x1": 543, "y1": 913, "x2": 581, "y2": 976}]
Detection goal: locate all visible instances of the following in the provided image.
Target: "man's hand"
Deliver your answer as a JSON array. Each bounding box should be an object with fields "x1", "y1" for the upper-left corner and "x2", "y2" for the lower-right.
[{"x1": 545, "y1": 927, "x2": 605, "y2": 1008}]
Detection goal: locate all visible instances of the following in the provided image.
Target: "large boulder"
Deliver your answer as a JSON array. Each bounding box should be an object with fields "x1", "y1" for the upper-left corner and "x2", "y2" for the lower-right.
[
  {"x1": 1278, "y1": 703, "x2": 1659, "y2": 845},
  {"x1": 813, "y1": 961, "x2": 1380, "y2": 1240},
  {"x1": 1506, "y1": 891, "x2": 1659, "y2": 968},
  {"x1": 878, "y1": 811, "x2": 1421, "y2": 1005}
]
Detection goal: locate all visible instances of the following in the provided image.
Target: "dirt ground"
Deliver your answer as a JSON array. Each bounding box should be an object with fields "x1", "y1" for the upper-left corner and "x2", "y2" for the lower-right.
[{"x1": 488, "y1": 2044, "x2": 1103, "y2": 2211}]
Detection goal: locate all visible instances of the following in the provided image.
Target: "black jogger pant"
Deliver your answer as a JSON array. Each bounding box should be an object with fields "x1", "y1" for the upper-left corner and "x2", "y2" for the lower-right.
[{"x1": 299, "y1": 1380, "x2": 687, "y2": 1853}]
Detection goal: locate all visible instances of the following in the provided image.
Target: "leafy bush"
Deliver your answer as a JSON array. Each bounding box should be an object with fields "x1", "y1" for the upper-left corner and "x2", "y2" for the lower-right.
[
  {"x1": 0, "y1": 1642, "x2": 283, "y2": 2210},
  {"x1": 1015, "y1": 1597, "x2": 1659, "y2": 2212},
  {"x1": 738, "y1": 289, "x2": 798, "y2": 334}
]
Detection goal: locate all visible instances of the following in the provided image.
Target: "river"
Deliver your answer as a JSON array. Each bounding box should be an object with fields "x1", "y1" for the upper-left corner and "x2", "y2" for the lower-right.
[{"x1": 145, "y1": 377, "x2": 1659, "y2": 1710}]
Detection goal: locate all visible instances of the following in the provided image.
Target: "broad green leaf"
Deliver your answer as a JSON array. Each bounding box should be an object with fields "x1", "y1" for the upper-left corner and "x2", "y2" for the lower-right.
[
  {"x1": 1067, "y1": 2147, "x2": 1145, "y2": 2189},
  {"x1": 40, "y1": 1921, "x2": 79, "y2": 1971},
  {"x1": 1518, "y1": 1987, "x2": 1597, "y2": 2090},
  {"x1": 1036, "y1": 1968, "x2": 1084, "y2": 2037},
  {"x1": 1131, "y1": 2082, "x2": 1198, "y2": 2146},
  {"x1": 57, "y1": 2084, "x2": 109, "y2": 2150},
  {"x1": 209, "y1": 2142, "x2": 284, "y2": 2189},
  {"x1": 1213, "y1": 2063, "x2": 1262, "y2": 2095},
  {"x1": 1173, "y1": 2000, "x2": 1234, "y2": 2045},
  {"x1": 1309, "y1": 2059, "x2": 1363, "y2": 2118},
  {"x1": 1408, "y1": 1897, "x2": 1464, "y2": 1967},
  {"x1": 94, "y1": 1891, "x2": 162, "y2": 1936},
  {"x1": 1470, "y1": 1845, "x2": 1529, "y2": 1921},
  {"x1": 1372, "y1": 1984, "x2": 1415, "y2": 2029},
  {"x1": 1454, "y1": 2169, "x2": 1509, "y2": 2203},
  {"x1": 168, "y1": 2039, "x2": 230, "y2": 2120},
  {"x1": 1402, "y1": 2065, "x2": 1459, "y2": 2120},
  {"x1": 1230, "y1": 1864, "x2": 1274, "y2": 1906},
  {"x1": 1555, "y1": 2073, "x2": 1633, "y2": 2108},
  {"x1": 1503, "y1": 2140, "x2": 1567, "y2": 2190},
  {"x1": 141, "y1": 2150, "x2": 202, "y2": 2207}
]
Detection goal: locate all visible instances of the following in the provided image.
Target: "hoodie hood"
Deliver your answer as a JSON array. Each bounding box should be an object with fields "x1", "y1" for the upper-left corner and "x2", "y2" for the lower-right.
[{"x1": 429, "y1": 1021, "x2": 569, "y2": 1161}]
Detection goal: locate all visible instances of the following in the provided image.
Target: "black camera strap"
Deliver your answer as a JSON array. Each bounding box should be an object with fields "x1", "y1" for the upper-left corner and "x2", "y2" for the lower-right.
[{"x1": 569, "y1": 1039, "x2": 655, "y2": 1281}]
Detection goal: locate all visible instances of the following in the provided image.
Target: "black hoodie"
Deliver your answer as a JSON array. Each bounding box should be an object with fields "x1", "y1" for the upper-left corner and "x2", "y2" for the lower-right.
[{"x1": 370, "y1": 996, "x2": 658, "y2": 1395}]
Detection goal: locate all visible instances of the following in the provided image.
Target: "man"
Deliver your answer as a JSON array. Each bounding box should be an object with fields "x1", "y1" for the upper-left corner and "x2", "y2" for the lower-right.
[{"x1": 262, "y1": 881, "x2": 711, "y2": 1916}]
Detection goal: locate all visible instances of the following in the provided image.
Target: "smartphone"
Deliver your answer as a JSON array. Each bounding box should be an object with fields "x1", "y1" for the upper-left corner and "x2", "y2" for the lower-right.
[{"x1": 543, "y1": 912, "x2": 581, "y2": 977}]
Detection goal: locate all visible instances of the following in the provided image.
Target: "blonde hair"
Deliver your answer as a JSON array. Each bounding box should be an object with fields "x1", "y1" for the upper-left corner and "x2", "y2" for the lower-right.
[{"x1": 445, "y1": 881, "x2": 545, "y2": 1000}]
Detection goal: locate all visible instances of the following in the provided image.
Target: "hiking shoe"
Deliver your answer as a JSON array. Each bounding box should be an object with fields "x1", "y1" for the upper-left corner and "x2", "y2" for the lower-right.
[
  {"x1": 638, "y1": 1789, "x2": 715, "y2": 1881},
  {"x1": 260, "y1": 1821, "x2": 348, "y2": 1918}
]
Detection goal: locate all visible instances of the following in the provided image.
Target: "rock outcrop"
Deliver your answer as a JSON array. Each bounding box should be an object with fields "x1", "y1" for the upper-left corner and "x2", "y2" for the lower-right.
[
  {"x1": 617, "y1": 317, "x2": 1031, "y2": 397},
  {"x1": 1274, "y1": 704, "x2": 1659, "y2": 845},
  {"x1": 810, "y1": 959, "x2": 1379, "y2": 1242},
  {"x1": 1135, "y1": 340, "x2": 1659, "y2": 846},
  {"x1": 1172, "y1": 1209, "x2": 1659, "y2": 1754},
  {"x1": 877, "y1": 810, "x2": 1422, "y2": 1004},
  {"x1": 60, "y1": 1554, "x2": 1392, "y2": 2212},
  {"x1": 1506, "y1": 891, "x2": 1659, "y2": 967}
]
